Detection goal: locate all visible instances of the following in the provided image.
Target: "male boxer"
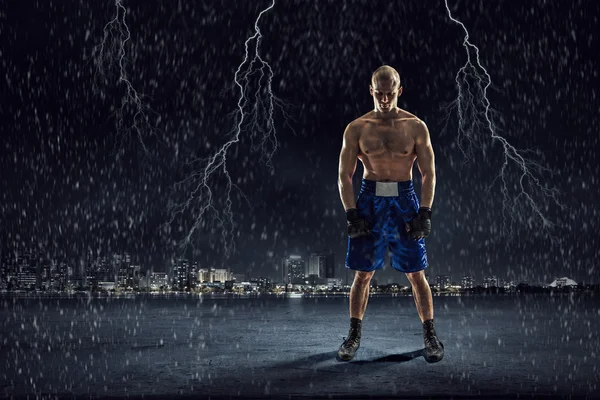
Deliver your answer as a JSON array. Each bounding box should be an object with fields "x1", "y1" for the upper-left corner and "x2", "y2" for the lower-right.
[{"x1": 337, "y1": 65, "x2": 444, "y2": 363}]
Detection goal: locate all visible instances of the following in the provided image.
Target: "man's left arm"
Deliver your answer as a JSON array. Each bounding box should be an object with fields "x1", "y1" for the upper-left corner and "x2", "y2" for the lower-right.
[{"x1": 414, "y1": 120, "x2": 436, "y2": 208}]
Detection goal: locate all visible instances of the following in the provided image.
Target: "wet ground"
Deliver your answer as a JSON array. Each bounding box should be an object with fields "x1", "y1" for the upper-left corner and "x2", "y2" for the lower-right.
[{"x1": 1, "y1": 293, "x2": 598, "y2": 399}]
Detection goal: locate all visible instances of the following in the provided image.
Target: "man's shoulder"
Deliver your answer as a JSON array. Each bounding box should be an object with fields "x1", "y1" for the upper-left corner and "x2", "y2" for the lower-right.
[
  {"x1": 344, "y1": 113, "x2": 371, "y2": 136},
  {"x1": 350, "y1": 111, "x2": 375, "y2": 126},
  {"x1": 345, "y1": 109, "x2": 426, "y2": 132},
  {"x1": 353, "y1": 108, "x2": 423, "y2": 123},
  {"x1": 402, "y1": 114, "x2": 430, "y2": 143},
  {"x1": 396, "y1": 110, "x2": 427, "y2": 131},
  {"x1": 396, "y1": 108, "x2": 422, "y2": 123}
]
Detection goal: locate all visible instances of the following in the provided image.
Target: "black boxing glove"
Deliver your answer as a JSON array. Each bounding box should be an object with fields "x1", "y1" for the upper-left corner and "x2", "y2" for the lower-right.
[
  {"x1": 346, "y1": 208, "x2": 371, "y2": 239},
  {"x1": 405, "y1": 207, "x2": 432, "y2": 240}
]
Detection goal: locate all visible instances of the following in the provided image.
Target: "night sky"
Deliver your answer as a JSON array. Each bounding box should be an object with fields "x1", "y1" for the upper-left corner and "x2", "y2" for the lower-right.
[{"x1": 1, "y1": 0, "x2": 598, "y2": 285}]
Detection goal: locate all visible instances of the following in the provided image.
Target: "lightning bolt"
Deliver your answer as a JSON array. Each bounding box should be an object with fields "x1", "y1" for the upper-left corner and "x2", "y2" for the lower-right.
[
  {"x1": 443, "y1": 0, "x2": 564, "y2": 236},
  {"x1": 93, "y1": 0, "x2": 159, "y2": 155},
  {"x1": 166, "y1": 0, "x2": 289, "y2": 256}
]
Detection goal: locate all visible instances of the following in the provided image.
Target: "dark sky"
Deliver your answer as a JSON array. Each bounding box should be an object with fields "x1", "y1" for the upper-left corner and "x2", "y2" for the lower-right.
[{"x1": 1, "y1": 0, "x2": 599, "y2": 285}]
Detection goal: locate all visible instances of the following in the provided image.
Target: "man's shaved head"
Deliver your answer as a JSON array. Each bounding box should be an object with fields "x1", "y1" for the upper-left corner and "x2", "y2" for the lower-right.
[
  {"x1": 371, "y1": 65, "x2": 401, "y2": 89},
  {"x1": 369, "y1": 65, "x2": 403, "y2": 114}
]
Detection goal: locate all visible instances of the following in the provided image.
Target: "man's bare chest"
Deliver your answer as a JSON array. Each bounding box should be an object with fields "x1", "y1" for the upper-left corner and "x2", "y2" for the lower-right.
[{"x1": 358, "y1": 126, "x2": 415, "y2": 156}]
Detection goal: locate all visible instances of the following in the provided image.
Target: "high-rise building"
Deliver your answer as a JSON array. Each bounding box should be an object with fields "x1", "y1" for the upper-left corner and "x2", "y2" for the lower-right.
[
  {"x1": 16, "y1": 250, "x2": 37, "y2": 290},
  {"x1": 504, "y1": 280, "x2": 517, "y2": 290},
  {"x1": 283, "y1": 255, "x2": 305, "y2": 284},
  {"x1": 198, "y1": 268, "x2": 208, "y2": 283},
  {"x1": 308, "y1": 251, "x2": 335, "y2": 279},
  {"x1": 112, "y1": 253, "x2": 124, "y2": 285},
  {"x1": 85, "y1": 249, "x2": 99, "y2": 290},
  {"x1": 461, "y1": 275, "x2": 475, "y2": 289},
  {"x1": 1, "y1": 251, "x2": 16, "y2": 290},
  {"x1": 127, "y1": 264, "x2": 140, "y2": 289},
  {"x1": 150, "y1": 272, "x2": 169, "y2": 290},
  {"x1": 96, "y1": 255, "x2": 112, "y2": 282},
  {"x1": 211, "y1": 268, "x2": 230, "y2": 283},
  {"x1": 483, "y1": 276, "x2": 498, "y2": 288},
  {"x1": 40, "y1": 260, "x2": 52, "y2": 290},
  {"x1": 434, "y1": 275, "x2": 451, "y2": 290},
  {"x1": 52, "y1": 261, "x2": 68, "y2": 291},
  {"x1": 173, "y1": 258, "x2": 189, "y2": 290},
  {"x1": 198, "y1": 268, "x2": 232, "y2": 283},
  {"x1": 250, "y1": 277, "x2": 272, "y2": 291},
  {"x1": 190, "y1": 261, "x2": 199, "y2": 286},
  {"x1": 117, "y1": 262, "x2": 129, "y2": 288}
]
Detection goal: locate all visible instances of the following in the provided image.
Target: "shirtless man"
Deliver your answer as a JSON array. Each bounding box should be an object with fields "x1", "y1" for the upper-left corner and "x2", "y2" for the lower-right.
[{"x1": 337, "y1": 65, "x2": 444, "y2": 363}]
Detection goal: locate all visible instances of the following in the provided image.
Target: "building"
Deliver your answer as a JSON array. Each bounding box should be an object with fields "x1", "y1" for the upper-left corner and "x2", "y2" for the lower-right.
[
  {"x1": 461, "y1": 275, "x2": 475, "y2": 289},
  {"x1": 548, "y1": 277, "x2": 578, "y2": 288},
  {"x1": 283, "y1": 255, "x2": 305, "y2": 284},
  {"x1": 306, "y1": 274, "x2": 327, "y2": 286},
  {"x1": 232, "y1": 273, "x2": 246, "y2": 282},
  {"x1": 96, "y1": 255, "x2": 112, "y2": 282},
  {"x1": 173, "y1": 258, "x2": 189, "y2": 290},
  {"x1": 250, "y1": 277, "x2": 272, "y2": 291},
  {"x1": 127, "y1": 265, "x2": 141, "y2": 289},
  {"x1": 150, "y1": 272, "x2": 169, "y2": 290},
  {"x1": 84, "y1": 249, "x2": 97, "y2": 290},
  {"x1": 1, "y1": 252, "x2": 16, "y2": 290},
  {"x1": 53, "y1": 262, "x2": 68, "y2": 291},
  {"x1": 209, "y1": 268, "x2": 231, "y2": 283},
  {"x1": 198, "y1": 268, "x2": 232, "y2": 283},
  {"x1": 40, "y1": 260, "x2": 52, "y2": 290},
  {"x1": 308, "y1": 251, "x2": 335, "y2": 279},
  {"x1": 116, "y1": 253, "x2": 130, "y2": 287},
  {"x1": 190, "y1": 261, "x2": 199, "y2": 286},
  {"x1": 16, "y1": 250, "x2": 37, "y2": 290},
  {"x1": 483, "y1": 276, "x2": 499, "y2": 288},
  {"x1": 198, "y1": 268, "x2": 208, "y2": 282},
  {"x1": 327, "y1": 278, "x2": 343, "y2": 289},
  {"x1": 434, "y1": 275, "x2": 451, "y2": 291},
  {"x1": 503, "y1": 280, "x2": 516, "y2": 290}
]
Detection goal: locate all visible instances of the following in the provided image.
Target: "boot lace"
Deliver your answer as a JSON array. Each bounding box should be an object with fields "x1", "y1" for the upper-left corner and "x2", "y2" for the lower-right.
[
  {"x1": 424, "y1": 330, "x2": 441, "y2": 350},
  {"x1": 343, "y1": 329, "x2": 360, "y2": 349}
]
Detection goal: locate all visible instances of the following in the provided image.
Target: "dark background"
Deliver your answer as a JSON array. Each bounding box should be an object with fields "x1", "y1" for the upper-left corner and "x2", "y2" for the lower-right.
[{"x1": 1, "y1": 0, "x2": 598, "y2": 285}]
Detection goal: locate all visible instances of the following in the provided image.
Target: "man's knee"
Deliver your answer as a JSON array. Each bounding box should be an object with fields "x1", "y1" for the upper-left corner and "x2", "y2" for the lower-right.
[
  {"x1": 405, "y1": 270, "x2": 427, "y2": 286},
  {"x1": 354, "y1": 270, "x2": 375, "y2": 284}
]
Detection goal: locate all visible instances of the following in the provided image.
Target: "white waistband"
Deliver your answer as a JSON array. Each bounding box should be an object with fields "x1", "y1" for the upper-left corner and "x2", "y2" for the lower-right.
[{"x1": 375, "y1": 182, "x2": 399, "y2": 197}]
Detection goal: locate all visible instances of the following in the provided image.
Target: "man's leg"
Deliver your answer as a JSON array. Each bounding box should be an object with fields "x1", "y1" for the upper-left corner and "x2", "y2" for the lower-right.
[
  {"x1": 350, "y1": 270, "x2": 375, "y2": 319},
  {"x1": 405, "y1": 270, "x2": 433, "y2": 322},
  {"x1": 338, "y1": 270, "x2": 374, "y2": 361},
  {"x1": 406, "y1": 269, "x2": 444, "y2": 363}
]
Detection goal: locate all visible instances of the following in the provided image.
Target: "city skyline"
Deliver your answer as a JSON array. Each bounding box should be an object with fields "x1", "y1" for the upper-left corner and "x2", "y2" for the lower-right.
[{"x1": 1, "y1": 243, "x2": 593, "y2": 292}]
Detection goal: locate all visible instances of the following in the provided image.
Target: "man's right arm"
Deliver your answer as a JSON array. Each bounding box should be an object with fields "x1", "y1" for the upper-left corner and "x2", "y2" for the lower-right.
[{"x1": 338, "y1": 123, "x2": 360, "y2": 211}]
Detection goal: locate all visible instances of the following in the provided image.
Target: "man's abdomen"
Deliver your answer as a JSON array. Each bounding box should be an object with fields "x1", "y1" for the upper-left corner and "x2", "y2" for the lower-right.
[{"x1": 360, "y1": 155, "x2": 416, "y2": 182}]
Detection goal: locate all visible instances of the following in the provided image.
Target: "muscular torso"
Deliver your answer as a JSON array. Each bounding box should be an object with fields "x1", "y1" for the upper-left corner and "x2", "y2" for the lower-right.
[{"x1": 354, "y1": 109, "x2": 419, "y2": 182}]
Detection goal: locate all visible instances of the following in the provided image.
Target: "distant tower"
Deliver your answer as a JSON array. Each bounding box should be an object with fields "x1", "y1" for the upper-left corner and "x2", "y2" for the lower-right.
[
  {"x1": 309, "y1": 250, "x2": 335, "y2": 279},
  {"x1": 461, "y1": 275, "x2": 475, "y2": 289},
  {"x1": 483, "y1": 276, "x2": 498, "y2": 288},
  {"x1": 282, "y1": 255, "x2": 305, "y2": 285},
  {"x1": 173, "y1": 258, "x2": 189, "y2": 290},
  {"x1": 434, "y1": 275, "x2": 451, "y2": 290}
]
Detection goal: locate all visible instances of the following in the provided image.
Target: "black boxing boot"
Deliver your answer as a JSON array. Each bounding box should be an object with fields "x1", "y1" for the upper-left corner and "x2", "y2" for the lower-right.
[
  {"x1": 423, "y1": 319, "x2": 444, "y2": 363},
  {"x1": 337, "y1": 317, "x2": 362, "y2": 361}
]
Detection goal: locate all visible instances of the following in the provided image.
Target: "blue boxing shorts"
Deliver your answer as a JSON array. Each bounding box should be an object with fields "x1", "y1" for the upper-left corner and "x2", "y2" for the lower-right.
[{"x1": 345, "y1": 179, "x2": 428, "y2": 273}]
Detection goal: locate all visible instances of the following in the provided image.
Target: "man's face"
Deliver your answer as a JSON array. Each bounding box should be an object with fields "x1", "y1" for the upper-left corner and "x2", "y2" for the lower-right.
[{"x1": 370, "y1": 79, "x2": 402, "y2": 113}]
